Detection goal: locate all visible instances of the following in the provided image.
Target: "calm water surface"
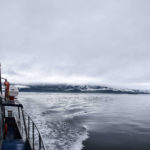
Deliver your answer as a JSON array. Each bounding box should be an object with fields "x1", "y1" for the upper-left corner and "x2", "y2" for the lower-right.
[{"x1": 18, "y1": 93, "x2": 150, "y2": 150}]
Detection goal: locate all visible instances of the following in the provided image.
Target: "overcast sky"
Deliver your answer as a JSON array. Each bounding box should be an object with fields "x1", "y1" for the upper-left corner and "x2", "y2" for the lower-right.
[{"x1": 0, "y1": 0, "x2": 150, "y2": 89}]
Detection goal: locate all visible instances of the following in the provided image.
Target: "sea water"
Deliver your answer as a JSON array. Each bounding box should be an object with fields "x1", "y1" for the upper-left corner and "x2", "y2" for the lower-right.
[{"x1": 18, "y1": 93, "x2": 150, "y2": 150}]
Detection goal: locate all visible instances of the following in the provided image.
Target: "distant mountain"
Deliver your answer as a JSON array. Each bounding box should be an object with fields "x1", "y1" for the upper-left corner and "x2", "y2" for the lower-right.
[{"x1": 15, "y1": 84, "x2": 150, "y2": 94}]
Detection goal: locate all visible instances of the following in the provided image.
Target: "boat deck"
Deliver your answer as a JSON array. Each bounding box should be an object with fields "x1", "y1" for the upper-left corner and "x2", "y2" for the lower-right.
[
  {"x1": 2, "y1": 139, "x2": 28, "y2": 150},
  {"x1": 0, "y1": 97, "x2": 45, "y2": 150},
  {"x1": 1, "y1": 117, "x2": 31, "y2": 150}
]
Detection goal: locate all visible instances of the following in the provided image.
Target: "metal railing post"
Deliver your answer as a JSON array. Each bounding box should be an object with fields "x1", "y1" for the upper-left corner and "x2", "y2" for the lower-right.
[
  {"x1": 28, "y1": 116, "x2": 30, "y2": 139},
  {"x1": 32, "y1": 122, "x2": 35, "y2": 150},
  {"x1": 21, "y1": 109, "x2": 28, "y2": 139},
  {"x1": 39, "y1": 135, "x2": 41, "y2": 150},
  {"x1": 23, "y1": 111, "x2": 46, "y2": 150},
  {"x1": 18, "y1": 107, "x2": 20, "y2": 120}
]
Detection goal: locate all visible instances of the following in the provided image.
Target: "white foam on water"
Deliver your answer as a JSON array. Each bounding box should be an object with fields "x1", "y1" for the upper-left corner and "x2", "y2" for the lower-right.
[
  {"x1": 18, "y1": 92, "x2": 94, "y2": 150},
  {"x1": 40, "y1": 119, "x2": 88, "y2": 150},
  {"x1": 71, "y1": 131, "x2": 89, "y2": 150}
]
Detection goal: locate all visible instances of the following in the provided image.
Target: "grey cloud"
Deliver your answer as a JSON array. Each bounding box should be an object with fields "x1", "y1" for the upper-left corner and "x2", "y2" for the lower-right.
[{"x1": 0, "y1": 0, "x2": 150, "y2": 89}]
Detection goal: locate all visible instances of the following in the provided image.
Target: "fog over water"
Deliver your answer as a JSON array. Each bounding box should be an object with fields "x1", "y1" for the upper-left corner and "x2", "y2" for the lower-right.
[{"x1": 0, "y1": 0, "x2": 150, "y2": 89}]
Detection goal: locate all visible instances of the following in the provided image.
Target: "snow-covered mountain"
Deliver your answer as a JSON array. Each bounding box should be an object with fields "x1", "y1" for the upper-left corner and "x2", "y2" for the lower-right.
[{"x1": 16, "y1": 84, "x2": 150, "y2": 94}]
